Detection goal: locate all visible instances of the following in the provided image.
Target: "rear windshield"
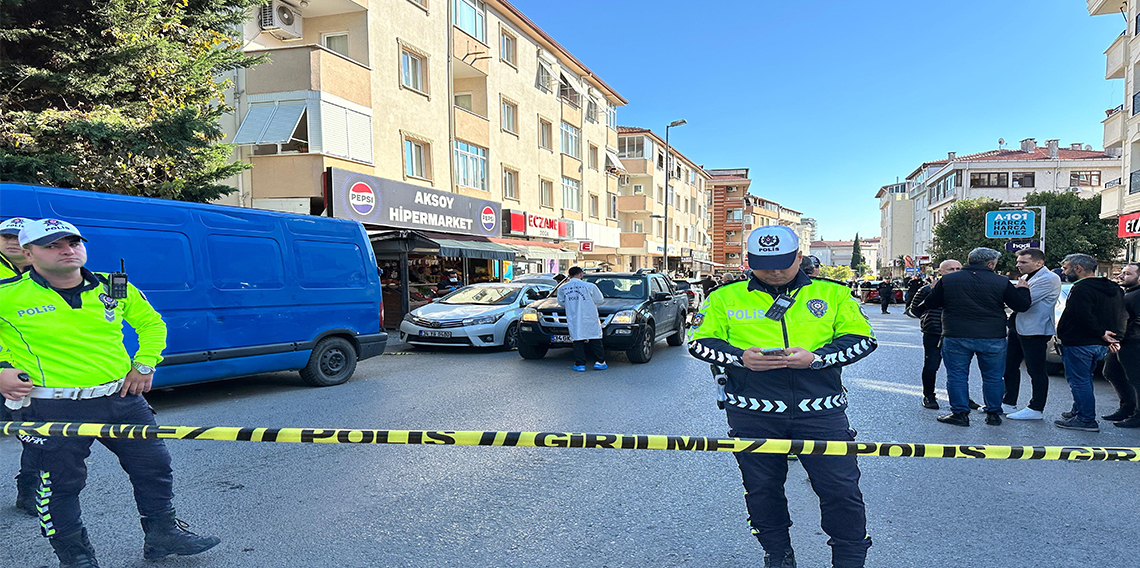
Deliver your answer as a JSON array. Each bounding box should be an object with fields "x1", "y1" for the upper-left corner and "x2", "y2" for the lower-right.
[
  {"x1": 673, "y1": 280, "x2": 690, "y2": 290},
  {"x1": 441, "y1": 286, "x2": 520, "y2": 305},
  {"x1": 581, "y1": 276, "x2": 646, "y2": 299}
]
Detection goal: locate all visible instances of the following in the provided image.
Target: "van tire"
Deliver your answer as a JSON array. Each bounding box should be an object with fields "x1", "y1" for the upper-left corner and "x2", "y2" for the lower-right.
[
  {"x1": 300, "y1": 337, "x2": 358, "y2": 386},
  {"x1": 517, "y1": 340, "x2": 548, "y2": 360}
]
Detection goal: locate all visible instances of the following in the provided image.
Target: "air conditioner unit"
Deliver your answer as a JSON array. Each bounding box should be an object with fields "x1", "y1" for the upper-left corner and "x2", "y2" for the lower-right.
[
  {"x1": 1069, "y1": 186, "x2": 1081, "y2": 192},
  {"x1": 259, "y1": 1, "x2": 303, "y2": 40},
  {"x1": 728, "y1": 253, "x2": 739, "y2": 259},
  {"x1": 618, "y1": 175, "x2": 630, "y2": 186},
  {"x1": 726, "y1": 231, "x2": 736, "y2": 236}
]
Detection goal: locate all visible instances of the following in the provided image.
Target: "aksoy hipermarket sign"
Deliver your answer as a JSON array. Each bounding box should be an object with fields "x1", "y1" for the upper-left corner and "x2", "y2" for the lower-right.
[{"x1": 328, "y1": 167, "x2": 499, "y2": 237}]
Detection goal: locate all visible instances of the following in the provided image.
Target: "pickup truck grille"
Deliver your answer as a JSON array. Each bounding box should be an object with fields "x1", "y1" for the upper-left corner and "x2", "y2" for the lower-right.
[{"x1": 540, "y1": 313, "x2": 613, "y2": 328}]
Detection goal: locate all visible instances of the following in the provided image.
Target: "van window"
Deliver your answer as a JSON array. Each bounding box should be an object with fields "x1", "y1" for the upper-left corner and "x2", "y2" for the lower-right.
[
  {"x1": 207, "y1": 235, "x2": 285, "y2": 289},
  {"x1": 79, "y1": 227, "x2": 194, "y2": 291},
  {"x1": 294, "y1": 240, "x2": 367, "y2": 289}
]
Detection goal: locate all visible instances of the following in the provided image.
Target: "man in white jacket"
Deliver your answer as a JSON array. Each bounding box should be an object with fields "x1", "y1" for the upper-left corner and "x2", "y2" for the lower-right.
[
  {"x1": 1004, "y1": 248, "x2": 1062, "y2": 420},
  {"x1": 557, "y1": 266, "x2": 607, "y2": 372}
]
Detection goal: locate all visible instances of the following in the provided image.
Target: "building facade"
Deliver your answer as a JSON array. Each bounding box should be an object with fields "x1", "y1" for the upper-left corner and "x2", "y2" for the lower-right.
[
  {"x1": 1090, "y1": 0, "x2": 1140, "y2": 262},
  {"x1": 810, "y1": 238, "x2": 880, "y2": 274},
  {"x1": 704, "y1": 168, "x2": 751, "y2": 268},
  {"x1": 876, "y1": 181, "x2": 912, "y2": 277}
]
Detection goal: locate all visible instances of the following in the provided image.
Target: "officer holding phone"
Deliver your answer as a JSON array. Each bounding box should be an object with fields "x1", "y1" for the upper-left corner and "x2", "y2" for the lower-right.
[{"x1": 688, "y1": 226, "x2": 878, "y2": 568}]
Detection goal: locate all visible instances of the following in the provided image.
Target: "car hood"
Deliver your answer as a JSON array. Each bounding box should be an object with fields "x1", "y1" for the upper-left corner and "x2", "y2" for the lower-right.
[
  {"x1": 531, "y1": 296, "x2": 642, "y2": 315},
  {"x1": 412, "y1": 303, "x2": 509, "y2": 320}
]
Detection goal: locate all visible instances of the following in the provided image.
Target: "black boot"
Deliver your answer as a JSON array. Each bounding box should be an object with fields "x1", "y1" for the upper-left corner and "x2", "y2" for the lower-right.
[
  {"x1": 141, "y1": 510, "x2": 221, "y2": 560},
  {"x1": 763, "y1": 549, "x2": 796, "y2": 568},
  {"x1": 1113, "y1": 414, "x2": 1140, "y2": 428},
  {"x1": 49, "y1": 528, "x2": 100, "y2": 568},
  {"x1": 15, "y1": 473, "x2": 38, "y2": 516},
  {"x1": 1102, "y1": 406, "x2": 1135, "y2": 421}
]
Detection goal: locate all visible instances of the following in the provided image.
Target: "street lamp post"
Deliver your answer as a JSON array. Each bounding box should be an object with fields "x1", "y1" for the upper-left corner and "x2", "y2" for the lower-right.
[{"x1": 663, "y1": 119, "x2": 686, "y2": 273}]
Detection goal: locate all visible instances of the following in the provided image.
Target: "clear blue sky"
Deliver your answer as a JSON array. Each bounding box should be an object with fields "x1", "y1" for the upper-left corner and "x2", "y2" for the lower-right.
[{"x1": 509, "y1": 0, "x2": 1125, "y2": 241}]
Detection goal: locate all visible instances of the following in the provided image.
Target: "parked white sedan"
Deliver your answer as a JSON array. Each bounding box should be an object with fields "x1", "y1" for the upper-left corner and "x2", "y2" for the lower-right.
[{"x1": 399, "y1": 282, "x2": 552, "y2": 349}]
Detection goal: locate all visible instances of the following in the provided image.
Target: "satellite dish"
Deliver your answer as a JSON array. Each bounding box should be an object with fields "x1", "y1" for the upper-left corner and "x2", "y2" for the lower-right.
[
  {"x1": 998, "y1": 138, "x2": 1005, "y2": 147},
  {"x1": 1085, "y1": 144, "x2": 1093, "y2": 151}
]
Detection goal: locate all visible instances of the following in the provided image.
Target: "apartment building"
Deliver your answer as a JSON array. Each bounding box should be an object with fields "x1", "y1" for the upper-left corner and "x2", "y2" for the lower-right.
[
  {"x1": 1090, "y1": 0, "x2": 1140, "y2": 262},
  {"x1": 876, "y1": 181, "x2": 912, "y2": 277},
  {"x1": 810, "y1": 238, "x2": 880, "y2": 273},
  {"x1": 615, "y1": 127, "x2": 712, "y2": 274},
  {"x1": 221, "y1": 0, "x2": 628, "y2": 273},
  {"x1": 904, "y1": 159, "x2": 948, "y2": 271},
  {"x1": 704, "y1": 168, "x2": 750, "y2": 267}
]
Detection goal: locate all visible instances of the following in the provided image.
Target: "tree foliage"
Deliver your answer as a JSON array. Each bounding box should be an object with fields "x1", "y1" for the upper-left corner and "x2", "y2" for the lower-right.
[
  {"x1": 930, "y1": 194, "x2": 1123, "y2": 273},
  {"x1": 819, "y1": 264, "x2": 854, "y2": 282},
  {"x1": 0, "y1": 0, "x2": 264, "y2": 202}
]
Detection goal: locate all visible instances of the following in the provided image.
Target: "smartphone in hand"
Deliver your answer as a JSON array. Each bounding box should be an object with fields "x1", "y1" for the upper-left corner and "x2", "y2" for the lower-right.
[{"x1": 760, "y1": 348, "x2": 788, "y2": 357}]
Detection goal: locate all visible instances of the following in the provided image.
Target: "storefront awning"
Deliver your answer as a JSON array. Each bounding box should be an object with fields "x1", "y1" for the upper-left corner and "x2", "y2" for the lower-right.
[
  {"x1": 432, "y1": 238, "x2": 516, "y2": 260},
  {"x1": 510, "y1": 245, "x2": 578, "y2": 260},
  {"x1": 367, "y1": 229, "x2": 440, "y2": 255},
  {"x1": 367, "y1": 229, "x2": 515, "y2": 260},
  {"x1": 604, "y1": 149, "x2": 626, "y2": 173}
]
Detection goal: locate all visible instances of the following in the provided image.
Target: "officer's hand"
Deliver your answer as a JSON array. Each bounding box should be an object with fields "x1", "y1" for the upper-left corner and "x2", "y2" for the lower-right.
[
  {"x1": 783, "y1": 347, "x2": 815, "y2": 370},
  {"x1": 741, "y1": 347, "x2": 788, "y2": 371},
  {"x1": 120, "y1": 369, "x2": 153, "y2": 397},
  {"x1": 0, "y1": 368, "x2": 34, "y2": 401}
]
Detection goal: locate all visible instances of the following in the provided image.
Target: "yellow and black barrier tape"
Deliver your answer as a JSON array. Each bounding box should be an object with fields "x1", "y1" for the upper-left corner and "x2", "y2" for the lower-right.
[{"x1": 4, "y1": 422, "x2": 1140, "y2": 461}]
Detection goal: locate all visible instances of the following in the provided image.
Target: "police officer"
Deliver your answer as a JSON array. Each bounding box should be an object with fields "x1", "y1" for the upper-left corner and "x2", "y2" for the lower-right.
[
  {"x1": 0, "y1": 217, "x2": 38, "y2": 513},
  {"x1": 0, "y1": 219, "x2": 219, "y2": 568},
  {"x1": 689, "y1": 226, "x2": 877, "y2": 568}
]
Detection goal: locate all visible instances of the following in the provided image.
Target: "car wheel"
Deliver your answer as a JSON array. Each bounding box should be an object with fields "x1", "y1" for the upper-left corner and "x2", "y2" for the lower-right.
[
  {"x1": 299, "y1": 336, "x2": 358, "y2": 387},
  {"x1": 518, "y1": 338, "x2": 548, "y2": 360},
  {"x1": 501, "y1": 322, "x2": 520, "y2": 351},
  {"x1": 627, "y1": 324, "x2": 654, "y2": 363},
  {"x1": 666, "y1": 315, "x2": 685, "y2": 346}
]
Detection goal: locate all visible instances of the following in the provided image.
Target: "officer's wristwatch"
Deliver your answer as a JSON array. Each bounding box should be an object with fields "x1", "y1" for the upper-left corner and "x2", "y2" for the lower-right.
[
  {"x1": 809, "y1": 354, "x2": 826, "y2": 370},
  {"x1": 132, "y1": 362, "x2": 155, "y2": 375}
]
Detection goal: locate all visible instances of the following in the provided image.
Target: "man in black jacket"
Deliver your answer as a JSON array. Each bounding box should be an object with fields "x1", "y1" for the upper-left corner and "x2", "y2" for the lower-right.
[
  {"x1": 903, "y1": 276, "x2": 924, "y2": 317},
  {"x1": 911, "y1": 259, "x2": 962, "y2": 409},
  {"x1": 1103, "y1": 264, "x2": 1140, "y2": 427},
  {"x1": 1055, "y1": 254, "x2": 1128, "y2": 431},
  {"x1": 914, "y1": 248, "x2": 1031, "y2": 426},
  {"x1": 877, "y1": 280, "x2": 894, "y2": 314}
]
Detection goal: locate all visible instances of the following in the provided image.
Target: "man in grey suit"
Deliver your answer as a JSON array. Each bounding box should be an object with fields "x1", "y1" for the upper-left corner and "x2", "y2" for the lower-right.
[{"x1": 1004, "y1": 248, "x2": 1062, "y2": 420}]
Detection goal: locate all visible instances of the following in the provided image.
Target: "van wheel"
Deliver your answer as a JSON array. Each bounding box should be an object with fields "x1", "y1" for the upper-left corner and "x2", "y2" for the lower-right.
[
  {"x1": 628, "y1": 324, "x2": 655, "y2": 363},
  {"x1": 666, "y1": 315, "x2": 685, "y2": 346},
  {"x1": 300, "y1": 337, "x2": 357, "y2": 386},
  {"x1": 518, "y1": 339, "x2": 548, "y2": 360}
]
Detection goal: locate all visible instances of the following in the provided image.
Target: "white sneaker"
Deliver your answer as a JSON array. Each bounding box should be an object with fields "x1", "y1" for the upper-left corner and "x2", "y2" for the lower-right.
[
  {"x1": 1002, "y1": 404, "x2": 1019, "y2": 415},
  {"x1": 1007, "y1": 408, "x2": 1044, "y2": 420}
]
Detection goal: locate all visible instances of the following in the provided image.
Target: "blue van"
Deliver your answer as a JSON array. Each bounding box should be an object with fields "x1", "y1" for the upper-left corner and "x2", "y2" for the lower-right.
[{"x1": 0, "y1": 183, "x2": 386, "y2": 387}]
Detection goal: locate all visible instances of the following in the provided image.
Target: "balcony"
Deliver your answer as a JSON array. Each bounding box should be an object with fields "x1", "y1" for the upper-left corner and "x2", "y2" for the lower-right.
[
  {"x1": 1107, "y1": 31, "x2": 1127, "y2": 79},
  {"x1": 245, "y1": 45, "x2": 371, "y2": 108},
  {"x1": 1105, "y1": 105, "x2": 1125, "y2": 149},
  {"x1": 1089, "y1": 0, "x2": 1128, "y2": 16},
  {"x1": 618, "y1": 195, "x2": 651, "y2": 213}
]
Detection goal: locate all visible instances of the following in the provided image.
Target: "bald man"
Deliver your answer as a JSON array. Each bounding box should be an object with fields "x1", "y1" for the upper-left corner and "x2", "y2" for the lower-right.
[{"x1": 910, "y1": 260, "x2": 963, "y2": 409}]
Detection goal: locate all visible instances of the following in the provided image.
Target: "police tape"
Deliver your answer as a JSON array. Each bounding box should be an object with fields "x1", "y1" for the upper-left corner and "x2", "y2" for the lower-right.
[{"x1": 3, "y1": 422, "x2": 1140, "y2": 461}]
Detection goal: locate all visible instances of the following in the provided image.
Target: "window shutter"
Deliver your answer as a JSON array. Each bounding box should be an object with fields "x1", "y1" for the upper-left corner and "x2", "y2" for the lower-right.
[
  {"x1": 321, "y1": 101, "x2": 350, "y2": 158},
  {"x1": 257, "y1": 103, "x2": 306, "y2": 144},
  {"x1": 232, "y1": 105, "x2": 277, "y2": 144},
  {"x1": 346, "y1": 109, "x2": 373, "y2": 164}
]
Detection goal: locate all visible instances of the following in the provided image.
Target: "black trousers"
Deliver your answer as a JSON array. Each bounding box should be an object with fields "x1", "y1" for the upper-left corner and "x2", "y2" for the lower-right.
[
  {"x1": 19, "y1": 394, "x2": 174, "y2": 538},
  {"x1": 1104, "y1": 343, "x2": 1140, "y2": 414},
  {"x1": 879, "y1": 295, "x2": 890, "y2": 313},
  {"x1": 572, "y1": 339, "x2": 605, "y2": 366},
  {"x1": 1002, "y1": 329, "x2": 1051, "y2": 411},
  {"x1": 921, "y1": 333, "x2": 941, "y2": 399},
  {"x1": 727, "y1": 408, "x2": 871, "y2": 568}
]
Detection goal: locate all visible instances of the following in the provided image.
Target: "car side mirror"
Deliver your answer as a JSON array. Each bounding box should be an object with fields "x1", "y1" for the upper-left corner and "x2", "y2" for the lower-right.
[{"x1": 652, "y1": 292, "x2": 669, "y2": 302}]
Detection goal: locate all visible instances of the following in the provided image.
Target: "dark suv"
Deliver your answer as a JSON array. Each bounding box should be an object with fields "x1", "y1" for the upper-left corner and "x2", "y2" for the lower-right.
[{"x1": 517, "y1": 270, "x2": 689, "y2": 363}]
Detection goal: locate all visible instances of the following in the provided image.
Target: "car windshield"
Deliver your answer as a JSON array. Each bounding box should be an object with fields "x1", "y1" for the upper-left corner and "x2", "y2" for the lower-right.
[
  {"x1": 674, "y1": 280, "x2": 691, "y2": 290},
  {"x1": 580, "y1": 276, "x2": 646, "y2": 299},
  {"x1": 440, "y1": 286, "x2": 520, "y2": 305}
]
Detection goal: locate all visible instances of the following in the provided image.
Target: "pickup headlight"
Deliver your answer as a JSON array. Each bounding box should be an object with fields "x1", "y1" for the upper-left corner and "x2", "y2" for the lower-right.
[
  {"x1": 611, "y1": 309, "x2": 636, "y2": 325},
  {"x1": 521, "y1": 308, "x2": 539, "y2": 322},
  {"x1": 463, "y1": 313, "x2": 504, "y2": 326},
  {"x1": 402, "y1": 313, "x2": 415, "y2": 322}
]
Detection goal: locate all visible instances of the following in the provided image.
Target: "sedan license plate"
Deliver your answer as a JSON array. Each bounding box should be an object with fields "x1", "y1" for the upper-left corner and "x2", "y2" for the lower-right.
[
  {"x1": 551, "y1": 334, "x2": 572, "y2": 343},
  {"x1": 420, "y1": 330, "x2": 452, "y2": 338}
]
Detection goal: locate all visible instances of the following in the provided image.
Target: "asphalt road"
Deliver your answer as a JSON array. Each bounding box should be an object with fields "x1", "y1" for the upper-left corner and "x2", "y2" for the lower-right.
[{"x1": 3, "y1": 309, "x2": 1139, "y2": 568}]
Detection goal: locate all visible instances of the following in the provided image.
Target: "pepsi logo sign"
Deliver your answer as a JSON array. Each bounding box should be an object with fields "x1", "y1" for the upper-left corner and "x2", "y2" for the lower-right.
[
  {"x1": 480, "y1": 205, "x2": 497, "y2": 232},
  {"x1": 349, "y1": 183, "x2": 376, "y2": 216}
]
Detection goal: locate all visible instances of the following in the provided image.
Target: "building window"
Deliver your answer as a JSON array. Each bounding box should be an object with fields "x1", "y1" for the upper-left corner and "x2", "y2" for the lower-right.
[
  {"x1": 500, "y1": 30, "x2": 516, "y2": 66},
  {"x1": 727, "y1": 209, "x2": 742, "y2": 221},
  {"x1": 633, "y1": 220, "x2": 644, "y2": 233},
  {"x1": 586, "y1": 99, "x2": 599, "y2": 123},
  {"x1": 1070, "y1": 171, "x2": 1101, "y2": 187},
  {"x1": 501, "y1": 98, "x2": 517, "y2": 134},
  {"x1": 632, "y1": 184, "x2": 643, "y2": 194},
  {"x1": 606, "y1": 103, "x2": 617, "y2": 130},
  {"x1": 540, "y1": 178, "x2": 554, "y2": 207},
  {"x1": 608, "y1": 193, "x2": 617, "y2": 219},
  {"x1": 589, "y1": 194, "x2": 599, "y2": 218},
  {"x1": 656, "y1": 186, "x2": 664, "y2": 204},
  {"x1": 588, "y1": 144, "x2": 598, "y2": 170},
  {"x1": 536, "y1": 61, "x2": 554, "y2": 93},
  {"x1": 401, "y1": 49, "x2": 426, "y2": 93},
  {"x1": 560, "y1": 121, "x2": 580, "y2": 159},
  {"x1": 403, "y1": 138, "x2": 430, "y2": 180},
  {"x1": 322, "y1": 33, "x2": 349, "y2": 57},
  {"x1": 970, "y1": 172, "x2": 1008, "y2": 188},
  {"x1": 453, "y1": 0, "x2": 485, "y2": 43},
  {"x1": 618, "y1": 136, "x2": 645, "y2": 158},
  {"x1": 657, "y1": 150, "x2": 664, "y2": 170},
  {"x1": 454, "y1": 140, "x2": 487, "y2": 191},
  {"x1": 559, "y1": 76, "x2": 581, "y2": 108},
  {"x1": 562, "y1": 177, "x2": 581, "y2": 212},
  {"x1": 539, "y1": 118, "x2": 552, "y2": 150},
  {"x1": 502, "y1": 167, "x2": 518, "y2": 200},
  {"x1": 1012, "y1": 172, "x2": 1035, "y2": 188},
  {"x1": 454, "y1": 92, "x2": 473, "y2": 112},
  {"x1": 407, "y1": 0, "x2": 426, "y2": 7}
]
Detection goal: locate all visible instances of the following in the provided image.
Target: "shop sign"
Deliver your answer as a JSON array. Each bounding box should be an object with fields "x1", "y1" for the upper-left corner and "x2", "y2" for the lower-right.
[
  {"x1": 501, "y1": 209, "x2": 568, "y2": 238},
  {"x1": 579, "y1": 240, "x2": 594, "y2": 252},
  {"x1": 329, "y1": 168, "x2": 500, "y2": 237},
  {"x1": 1121, "y1": 211, "x2": 1140, "y2": 238}
]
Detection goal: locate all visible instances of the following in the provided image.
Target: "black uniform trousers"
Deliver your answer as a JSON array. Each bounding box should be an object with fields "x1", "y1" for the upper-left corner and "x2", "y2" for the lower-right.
[
  {"x1": 19, "y1": 394, "x2": 174, "y2": 538},
  {"x1": 879, "y1": 295, "x2": 891, "y2": 313},
  {"x1": 727, "y1": 407, "x2": 871, "y2": 568},
  {"x1": 572, "y1": 339, "x2": 605, "y2": 366},
  {"x1": 920, "y1": 333, "x2": 942, "y2": 400},
  {"x1": 1002, "y1": 328, "x2": 1051, "y2": 411},
  {"x1": 1104, "y1": 342, "x2": 1140, "y2": 415}
]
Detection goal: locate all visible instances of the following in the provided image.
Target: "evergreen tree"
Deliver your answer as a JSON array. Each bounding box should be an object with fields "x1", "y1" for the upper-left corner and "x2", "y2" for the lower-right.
[
  {"x1": 850, "y1": 233, "x2": 864, "y2": 274},
  {"x1": 0, "y1": 0, "x2": 264, "y2": 202}
]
